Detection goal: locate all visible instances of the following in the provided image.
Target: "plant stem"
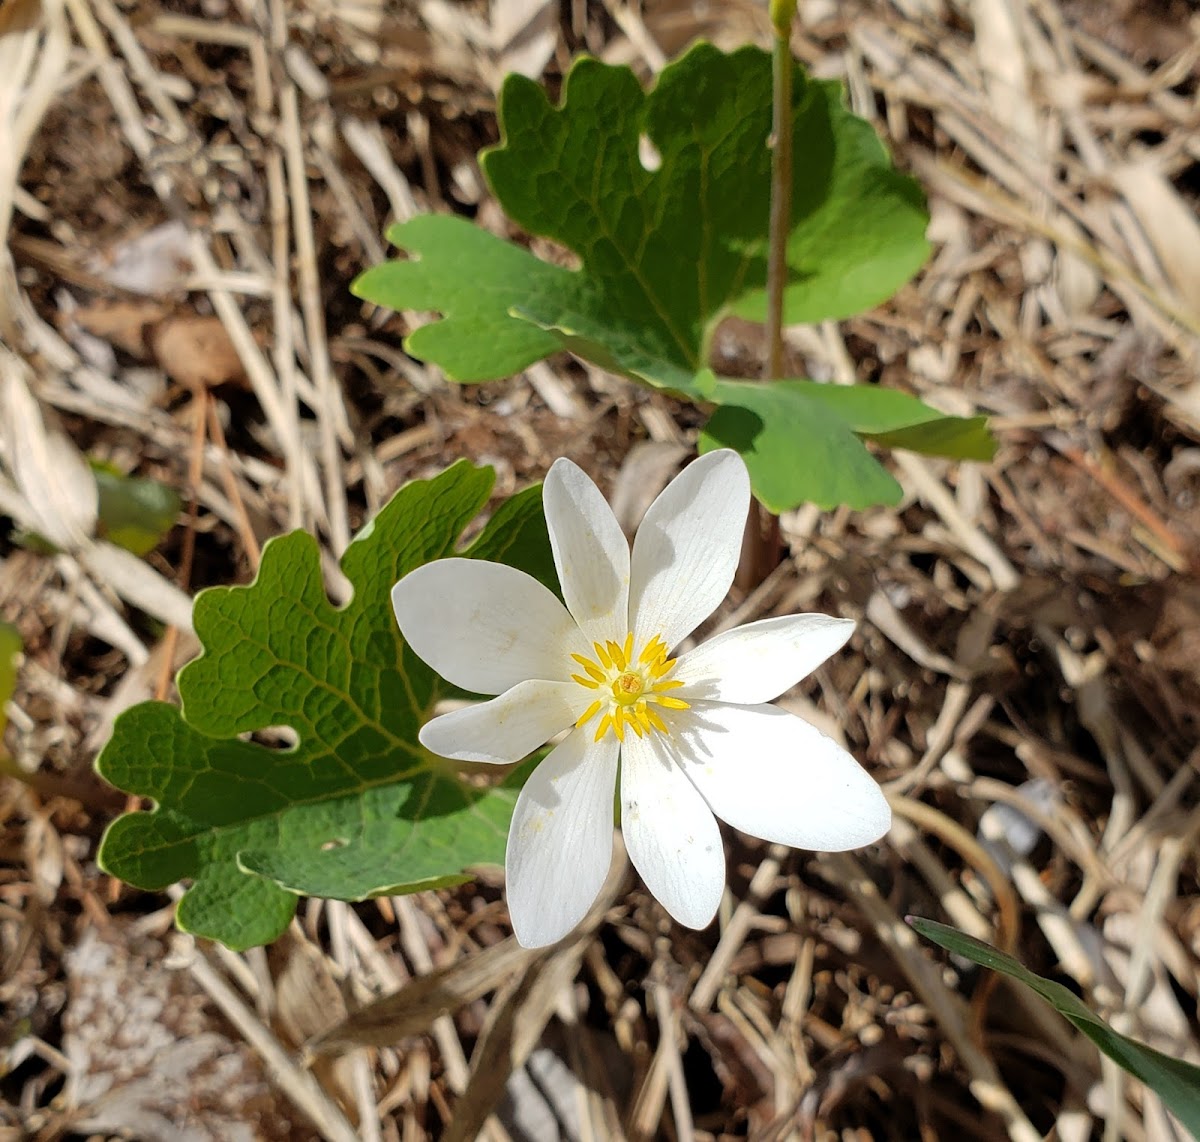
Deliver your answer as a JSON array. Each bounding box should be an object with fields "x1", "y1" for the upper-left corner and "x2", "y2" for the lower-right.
[
  {"x1": 764, "y1": 0, "x2": 794, "y2": 379},
  {"x1": 738, "y1": 0, "x2": 794, "y2": 590}
]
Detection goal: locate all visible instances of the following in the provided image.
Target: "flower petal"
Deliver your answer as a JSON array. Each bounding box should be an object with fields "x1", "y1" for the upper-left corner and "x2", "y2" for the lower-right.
[
  {"x1": 670, "y1": 702, "x2": 891, "y2": 851},
  {"x1": 544, "y1": 458, "x2": 630, "y2": 646},
  {"x1": 506, "y1": 728, "x2": 618, "y2": 947},
  {"x1": 628, "y1": 449, "x2": 749, "y2": 651},
  {"x1": 674, "y1": 614, "x2": 855, "y2": 704},
  {"x1": 392, "y1": 558, "x2": 586, "y2": 694},
  {"x1": 620, "y1": 730, "x2": 724, "y2": 930},
  {"x1": 419, "y1": 681, "x2": 590, "y2": 764}
]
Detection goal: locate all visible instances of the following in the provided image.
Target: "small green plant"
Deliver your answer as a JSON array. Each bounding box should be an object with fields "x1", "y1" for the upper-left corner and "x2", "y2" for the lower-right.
[
  {"x1": 85, "y1": 22, "x2": 1200, "y2": 1141},
  {"x1": 100, "y1": 39, "x2": 976, "y2": 951},
  {"x1": 912, "y1": 918, "x2": 1200, "y2": 1136}
]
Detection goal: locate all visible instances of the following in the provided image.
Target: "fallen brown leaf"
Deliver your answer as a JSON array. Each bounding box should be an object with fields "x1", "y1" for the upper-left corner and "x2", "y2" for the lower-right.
[{"x1": 148, "y1": 314, "x2": 248, "y2": 391}]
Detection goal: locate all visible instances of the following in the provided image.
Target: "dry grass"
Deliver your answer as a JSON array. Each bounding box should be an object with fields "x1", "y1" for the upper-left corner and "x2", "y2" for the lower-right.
[{"x1": 2, "y1": 0, "x2": 1200, "y2": 1138}]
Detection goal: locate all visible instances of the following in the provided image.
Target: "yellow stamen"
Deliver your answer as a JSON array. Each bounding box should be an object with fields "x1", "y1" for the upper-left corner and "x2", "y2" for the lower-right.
[
  {"x1": 639, "y1": 635, "x2": 664, "y2": 664},
  {"x1": 569, "y1": 631, "x2": 686, "y2": 744},
  {"x1": 571, "y1": 653, "x2": 606, "y2": 683},
  {"x1": 576, "y1": 700, "x2": 602, "y2": 727}
]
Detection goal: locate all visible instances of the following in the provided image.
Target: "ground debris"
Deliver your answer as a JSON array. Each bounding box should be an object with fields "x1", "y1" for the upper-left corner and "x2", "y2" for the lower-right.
[{"x1": 60, "y1": 925, "x2": 313, "y2": 1140}]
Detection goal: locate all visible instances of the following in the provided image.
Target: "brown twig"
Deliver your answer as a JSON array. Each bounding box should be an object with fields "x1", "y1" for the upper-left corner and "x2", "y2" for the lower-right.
[
  {"x1": 889, "y1": 793, "x2": 1021, "y2": 1045},
  {"x1": 152, "y1": 392, "x2": 207, "y2": 704},
  {"x1": 205, "y1": 396, "x2": 262, "y2": 569},
  {"x1": 1045, "y1": 431, "x2": 1197, "y2": 574}
]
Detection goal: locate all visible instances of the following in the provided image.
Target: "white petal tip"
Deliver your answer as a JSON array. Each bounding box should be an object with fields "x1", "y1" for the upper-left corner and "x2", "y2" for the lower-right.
[
  {"x1": 507, "y1": 874, "x2": 605, "y2": 947},
  {"x1": 667, "y1": 897, "x2": 721, "y2": 932},
  {"x1": 504, "y1": 732, "x2": 618, "y2": 951},
  {"x1": 511, "y1": 915, "x2": 574, "y2": 949},
  {"x1": 416, "y1": 721, "x2": 499, "y2": 765},
  {"x1": 820, "y1": 787, "x2": 892, "y2": 851}
]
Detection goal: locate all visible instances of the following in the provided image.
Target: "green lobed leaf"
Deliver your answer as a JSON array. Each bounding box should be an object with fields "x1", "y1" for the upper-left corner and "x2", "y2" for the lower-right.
[
  {"x1": 353, "y1": 215, "x2": 567, "y2": 387},
  {"x1": 698, "y1": 378, "x2": 899, "y2": 511},
  {"x1": 352, "y1": 42, "x2": 929, "y2": 393},
  {"x1": 97, "y1": 463, "x2": 555, "y2": 950},
  {"x1": 911, "y1": 917, "x2": 1200, "y2": 1138},
  {"x1": 790, "y1": 384, "x2": 995, "y2": 462},
  {"x1": 729, "y1": 95, "x2": 928, "y2": 328},
  {"x1": 698, "y1": 378, "x2": 993, "y2": 510},
  {"x1": 92, "y1": 461, "x2": 182, "y2": 557}
]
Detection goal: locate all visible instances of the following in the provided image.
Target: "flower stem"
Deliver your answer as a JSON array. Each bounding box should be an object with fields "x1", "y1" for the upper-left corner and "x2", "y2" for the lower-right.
[
  {"x1": 738, "y1": 0, "x2": 793, "y2": 590},
  {"x1": 764, "y1": 0, "x2": 794, "y2": 380}
]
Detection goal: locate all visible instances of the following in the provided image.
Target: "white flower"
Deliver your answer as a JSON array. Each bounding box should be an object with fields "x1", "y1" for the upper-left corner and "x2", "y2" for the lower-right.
[{"x1": 392, "y1": 450, "x2": 891, "y2": 948}]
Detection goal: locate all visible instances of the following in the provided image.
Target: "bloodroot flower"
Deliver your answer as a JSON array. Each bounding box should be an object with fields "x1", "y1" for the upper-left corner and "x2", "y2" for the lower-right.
[{"x1": 392, "y1": 451, "x2": 891, "y2": 948}]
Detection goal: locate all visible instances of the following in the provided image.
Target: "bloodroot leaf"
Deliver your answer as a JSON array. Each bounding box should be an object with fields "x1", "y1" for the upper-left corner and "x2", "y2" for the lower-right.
[
  {"x1": 352, "y1": 42, "x2": 930, "y2": 395},
  {"x1": 97, "y1": 462, "x2": 554, "y2": 950},
  {"x1": 699, "y1": 378, "x2": 995, "y2": 512},
  {"x1": 352, "y1": 43, "x2": 995, "y2": 510}
]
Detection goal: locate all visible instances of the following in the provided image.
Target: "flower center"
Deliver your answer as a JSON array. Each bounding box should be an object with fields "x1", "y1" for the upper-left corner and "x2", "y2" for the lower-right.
[
  {"x1": 570, "y1": 633, "x2": 689, "y2": 743},
  {"x1": 613, "y1": 672, "x2": 644, "y2": 704}
]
